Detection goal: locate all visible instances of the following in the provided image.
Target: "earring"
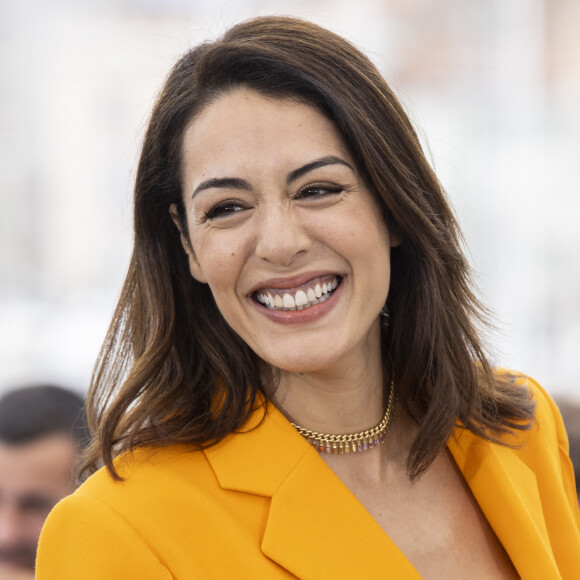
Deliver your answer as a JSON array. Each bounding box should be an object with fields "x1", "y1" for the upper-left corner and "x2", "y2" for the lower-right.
[{"x1": 380, "y1": 306, "x2": 390, "y2": 325}]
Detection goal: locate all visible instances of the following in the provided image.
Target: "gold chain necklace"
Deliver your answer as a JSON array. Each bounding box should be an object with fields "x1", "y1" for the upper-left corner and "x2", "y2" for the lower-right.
[{"x1": 290, "y1": 381, "x2": 396, "y2": 454}]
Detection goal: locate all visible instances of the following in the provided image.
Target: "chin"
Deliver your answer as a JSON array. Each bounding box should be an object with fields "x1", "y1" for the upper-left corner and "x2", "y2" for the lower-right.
[{"x1": 260, "y1": 348, "x2": 345, "y2": 376}]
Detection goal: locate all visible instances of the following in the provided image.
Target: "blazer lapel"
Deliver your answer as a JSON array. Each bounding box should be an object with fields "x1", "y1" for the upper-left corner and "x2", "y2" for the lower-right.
[
  {"x1": 205, "y1": 402, "x2": 421, "y2": 579},
  {"x1": 262, "y1": 444, "x2": 421, "y2": 579},
  {"x1": 448, "y1": 428, "x2": 561, "y2": 579},
  {"x1": 206, "y1": 403, "x2": 563, "y2": 578}
]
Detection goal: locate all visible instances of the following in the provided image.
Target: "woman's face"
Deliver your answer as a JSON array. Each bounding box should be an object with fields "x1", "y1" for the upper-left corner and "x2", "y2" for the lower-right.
[{"x1": 173, "y1": 88, "x2": 396, "y2": 374}]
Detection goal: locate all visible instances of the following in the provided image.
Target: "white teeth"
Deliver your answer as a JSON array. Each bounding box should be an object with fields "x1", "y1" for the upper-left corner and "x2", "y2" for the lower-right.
[
  {"x1": 295, "y1": 290, "x2": 308, "y2": 307},
  {"x1": 256, "y1": 276, "x2": 340, "y2": 311}
]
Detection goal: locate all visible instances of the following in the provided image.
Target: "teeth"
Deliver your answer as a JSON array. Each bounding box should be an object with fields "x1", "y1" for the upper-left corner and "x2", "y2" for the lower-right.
[
  {"x1": 256, "y1": 276, "x2": 341, "y2": 311},
  {"x1": 283, "y1": 293, "x2": 296, "y2": 309},
  {"x1": 295, "y1": 290, "x2": 308, "y2": 307}
]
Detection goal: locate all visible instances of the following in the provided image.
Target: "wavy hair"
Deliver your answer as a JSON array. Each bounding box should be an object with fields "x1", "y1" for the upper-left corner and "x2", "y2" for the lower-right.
[{"x1": 81, "y1": 16, "x2": 534, "y2": 481}]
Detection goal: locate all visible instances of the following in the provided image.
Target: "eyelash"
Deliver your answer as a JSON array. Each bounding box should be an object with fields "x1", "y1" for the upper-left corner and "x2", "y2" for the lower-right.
[
  {"x1": 202, "y1": 201, "x2": 246, "y2": 221},
  {"x1": 297, "y1": 184, "x2": 345, "y2": 199},
  {"x1": 201, "y1": 184, "x2": 346, "y2": 222}
]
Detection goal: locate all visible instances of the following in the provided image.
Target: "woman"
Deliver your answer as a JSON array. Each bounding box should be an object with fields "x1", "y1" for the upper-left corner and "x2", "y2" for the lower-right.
[{"x1": 37, "y1": 16, "x2": 579, "y2": 579}]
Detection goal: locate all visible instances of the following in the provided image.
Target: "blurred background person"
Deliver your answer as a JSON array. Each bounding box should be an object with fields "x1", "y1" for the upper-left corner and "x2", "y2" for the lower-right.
[
  {"x1": 557, "y1": 398, "x2": 580, "y2": 503},
  {"x1": 0, "y1": 385, "x2": 88, "y2": 579}
]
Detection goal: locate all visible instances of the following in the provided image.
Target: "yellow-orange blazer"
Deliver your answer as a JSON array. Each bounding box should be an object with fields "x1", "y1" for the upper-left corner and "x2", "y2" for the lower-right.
[{"x1": 37, "y1": 378, "x2": 580, "y2": 579}]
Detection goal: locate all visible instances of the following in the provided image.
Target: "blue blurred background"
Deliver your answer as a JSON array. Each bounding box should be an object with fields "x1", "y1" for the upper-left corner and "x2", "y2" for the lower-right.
[{"x1": 1, "y1": 0, "x2": 579, "y2": 398}]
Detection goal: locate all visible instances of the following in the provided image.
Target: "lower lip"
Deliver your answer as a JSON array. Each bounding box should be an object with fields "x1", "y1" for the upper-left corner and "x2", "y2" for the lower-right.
[{"x1": 250, "y1": 280, "x2": 344, "y2": 325}]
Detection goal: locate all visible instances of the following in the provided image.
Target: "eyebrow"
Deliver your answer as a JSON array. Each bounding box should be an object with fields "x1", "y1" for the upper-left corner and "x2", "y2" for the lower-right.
[
  {"x1": 191, "y1": 155, "x2": 354, "y2": 199},
  {"x1": 192, "y1": 177, "x2": 251, "y2": 199},
  {"x1": 286, "y1": 155, "x2": 354, "y2": 184}
]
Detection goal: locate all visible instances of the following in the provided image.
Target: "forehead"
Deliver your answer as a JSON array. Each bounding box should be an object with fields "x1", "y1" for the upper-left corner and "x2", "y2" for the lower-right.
[
  {"x1": 181, "y1": 88, "x2": 352, "y2": 182},
  {"x1": 0, "y1": 435, "x2": 77, "y2": 498}
]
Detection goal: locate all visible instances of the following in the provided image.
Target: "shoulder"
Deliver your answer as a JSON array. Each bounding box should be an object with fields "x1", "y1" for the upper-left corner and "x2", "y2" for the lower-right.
[
  {"x1": 37, "y1": 442, "x2": 285, "y2": 578},
  {"x1": 490, "y1": 369, "x2": 561, "y2": 440},
  {"x1": 54, "y1": 444, "x2": 226, "y2": 530},
  {"x1": 36, "y1": 447, "x2": 197, "y2": 578},
  {"x1": 488, "y1": 370, "x2": 568, "y2": 459},
  {"x1": 454, "y1": 370, "x2": 577, "y2": 511},
  {"x1": 80, "y1": 444, "x2": 215, "y2": 502},
  {"x1": 506, "y1": 372, "x2": 569, "y2": 455},
  {"x1": 42, "y1": 446, "x2": 211, "y2": 531},
  {"x1": 494, "y1": 371, "x2": 579, "y2": 515},
  {"x1": 37, "y1": 445, "x2": 229, "y2": 578}
]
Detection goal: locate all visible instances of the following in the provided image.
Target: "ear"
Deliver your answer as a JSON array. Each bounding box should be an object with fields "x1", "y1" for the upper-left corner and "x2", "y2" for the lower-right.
[{"x1": 169, "y1": 204, "x2": 208, "y2": 284}]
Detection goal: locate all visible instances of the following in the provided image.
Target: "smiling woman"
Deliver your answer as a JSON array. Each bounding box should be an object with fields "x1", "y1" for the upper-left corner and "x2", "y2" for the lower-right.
[{"x1": 36, "y1": 16, "x2": 579, "y2": 580}]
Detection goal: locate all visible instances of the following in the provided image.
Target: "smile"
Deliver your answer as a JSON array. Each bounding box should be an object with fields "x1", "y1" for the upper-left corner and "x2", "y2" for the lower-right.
[{"x1": 254, "y1": 276, "x2": 341, "y2": 311}]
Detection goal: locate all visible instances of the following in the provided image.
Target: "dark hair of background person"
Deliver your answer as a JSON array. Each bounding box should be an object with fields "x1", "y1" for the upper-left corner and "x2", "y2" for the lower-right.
[
  {"x1": 82, "y1": 16, "x2": 535, "y2": 481},
  {"x1": 556, "y1": 399, "x2": 580, "y2": 496},
  {"x1": 0, "y1": 385, "x2": 89, "y2": 449}
]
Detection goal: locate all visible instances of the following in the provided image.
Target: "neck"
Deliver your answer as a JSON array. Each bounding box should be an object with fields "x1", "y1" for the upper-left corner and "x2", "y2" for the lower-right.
[{"x1": 270, "y1": 332, "x2": 385, "y2": 435}]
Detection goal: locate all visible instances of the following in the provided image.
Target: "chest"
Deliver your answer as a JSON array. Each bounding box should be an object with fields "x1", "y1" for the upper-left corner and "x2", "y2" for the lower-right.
[{"x1": 341, "y1": 451, "x2": 520, "y2": 579}]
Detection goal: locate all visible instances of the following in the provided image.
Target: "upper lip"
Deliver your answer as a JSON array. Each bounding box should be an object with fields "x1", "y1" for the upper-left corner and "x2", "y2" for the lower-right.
[{"x1": 248, "y1": 271, "x2": 344, "y2": 295}]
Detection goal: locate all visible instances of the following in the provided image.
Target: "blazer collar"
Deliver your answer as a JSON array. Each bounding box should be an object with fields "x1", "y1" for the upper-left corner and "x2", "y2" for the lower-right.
[
  {"x1": 448, "y1": 428, "x2": 561, "y2": 579},
  {"x1": 204, "y1": 402, "x2": 421, "y2": 578},
  {"x1": 205, "y1": 404, "x2": 557, "y2": 578}
]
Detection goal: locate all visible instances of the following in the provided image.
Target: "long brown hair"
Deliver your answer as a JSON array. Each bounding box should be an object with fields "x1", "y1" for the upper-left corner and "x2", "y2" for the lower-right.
[{"x1": 82, "y1": 16, "x2": 534, "y2": 481}]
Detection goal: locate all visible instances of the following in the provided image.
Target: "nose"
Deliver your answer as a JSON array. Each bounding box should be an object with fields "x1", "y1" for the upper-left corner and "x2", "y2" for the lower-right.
[{"x1": 254, "y1": 205, "x2": 311, "y2": 266}]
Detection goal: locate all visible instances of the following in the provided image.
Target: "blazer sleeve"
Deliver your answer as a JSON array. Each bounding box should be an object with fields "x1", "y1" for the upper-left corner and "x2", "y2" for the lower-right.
[{"x1": 36, "y1": 493, "x2": 174, "y2": 579}]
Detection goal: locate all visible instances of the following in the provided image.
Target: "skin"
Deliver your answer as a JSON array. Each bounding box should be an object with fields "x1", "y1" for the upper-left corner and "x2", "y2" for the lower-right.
[
  {"x1": 172, "y1": 89, "x2": 396, "y2": 433},
  {"x1": 0, "y1": 434, "x2": 77, "y2": 576},
  {"x1": 172, "y1": 88, "x2": 518, "y2": 579}
]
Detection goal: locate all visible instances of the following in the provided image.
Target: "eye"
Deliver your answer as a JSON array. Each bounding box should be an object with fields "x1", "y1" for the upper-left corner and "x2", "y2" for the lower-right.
[
  {"x1": 202, "y1": 201, "x2": 247, "y2": 221},
  {"x1": 297, "y1": 184, "x2": 345, "y2": 199}
]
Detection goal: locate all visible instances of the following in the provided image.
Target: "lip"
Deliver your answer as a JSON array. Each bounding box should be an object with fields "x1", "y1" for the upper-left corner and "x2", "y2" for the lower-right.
[
  {"x1": 249, "y1": 274, "x2": 345, "y2": 325},
  {"x1": 248, "y1": 270, "x2": 344, "y2": 294}
]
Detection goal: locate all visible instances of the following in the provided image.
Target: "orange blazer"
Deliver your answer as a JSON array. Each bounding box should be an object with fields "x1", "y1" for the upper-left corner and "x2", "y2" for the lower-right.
[{"x1": 37, "y1": 378, "x2": 580, "y2": 579}]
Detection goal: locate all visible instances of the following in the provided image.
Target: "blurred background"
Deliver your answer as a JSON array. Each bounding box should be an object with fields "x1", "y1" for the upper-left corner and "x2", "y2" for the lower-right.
[{"x1": 1, "y1": 0, "x2": 579, "y2": 399}]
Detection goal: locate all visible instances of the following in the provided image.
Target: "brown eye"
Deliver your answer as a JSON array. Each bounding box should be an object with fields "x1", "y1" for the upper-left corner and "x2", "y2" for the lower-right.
[
  {"x1": 203, "y1": 201, "x2": 247, "y2": 220},
  {"x1": 298, "y1": 184, "x2": 345, "y2": 199}
]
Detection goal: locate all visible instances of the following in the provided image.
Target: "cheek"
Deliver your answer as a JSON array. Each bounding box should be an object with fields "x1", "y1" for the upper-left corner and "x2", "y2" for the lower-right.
[
  {"x1": 319, "y1": 210, "x2": 389, "y2": 259},
  {"x1": 195, "y1": 240, "x2": 243, "y2": 290}
]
